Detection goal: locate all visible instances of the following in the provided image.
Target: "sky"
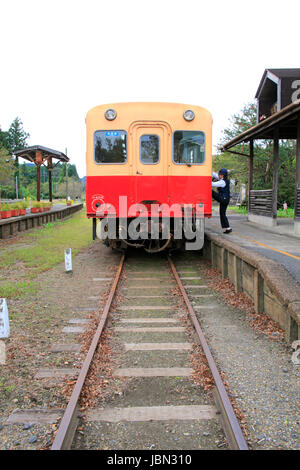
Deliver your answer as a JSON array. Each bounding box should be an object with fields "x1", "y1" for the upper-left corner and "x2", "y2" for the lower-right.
[{"x1": 1, "y1": 0, "x2": 299, "y2": 177}]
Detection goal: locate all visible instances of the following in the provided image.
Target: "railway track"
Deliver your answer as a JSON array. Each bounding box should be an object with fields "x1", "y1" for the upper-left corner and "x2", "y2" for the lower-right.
[{"x1": 51, "y1": 251, "x2": 248, "y2": 451}]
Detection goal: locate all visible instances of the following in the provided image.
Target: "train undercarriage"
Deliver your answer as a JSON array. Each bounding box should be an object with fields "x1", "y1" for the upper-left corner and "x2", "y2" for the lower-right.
[{"x1": 92, "y1": 216, "x2": 205, "y2": 253}]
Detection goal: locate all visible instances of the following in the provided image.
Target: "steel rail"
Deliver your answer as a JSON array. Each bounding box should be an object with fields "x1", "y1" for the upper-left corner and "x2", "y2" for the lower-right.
[
  {"x1": 51, "y1": 254, "x2": 125, "y2": 450},
  {"x1": 168, "y1": 256, "x2": 248, "y2": 450}
]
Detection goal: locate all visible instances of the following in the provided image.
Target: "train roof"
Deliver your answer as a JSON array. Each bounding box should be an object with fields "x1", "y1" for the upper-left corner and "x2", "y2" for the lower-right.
[{"x1": 86, "y1": 102, "x2": 212, "y2": 120}]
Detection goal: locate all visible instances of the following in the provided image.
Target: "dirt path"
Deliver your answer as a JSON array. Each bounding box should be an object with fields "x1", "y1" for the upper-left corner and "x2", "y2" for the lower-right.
[{"x1": 0, "y1": 240, "x2": 120, "y2": 449}]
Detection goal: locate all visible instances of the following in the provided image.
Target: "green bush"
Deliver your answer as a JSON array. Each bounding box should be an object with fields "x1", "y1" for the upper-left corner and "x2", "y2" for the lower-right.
[
  {"x1": 1, "y1": 203, "x2": 11, "y2": 211},
  {"x1": 0, "y1": 186, "x2": 15, "y2": 199},
  {"x1": 20, "y1": 201, "x2": 28, "y2": 209}
]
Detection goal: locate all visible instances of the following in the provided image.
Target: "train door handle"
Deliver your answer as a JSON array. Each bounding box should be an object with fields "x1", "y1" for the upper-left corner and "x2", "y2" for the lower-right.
[{"x1": 136, "y1": 170, "x2": 143, "y2": 175}]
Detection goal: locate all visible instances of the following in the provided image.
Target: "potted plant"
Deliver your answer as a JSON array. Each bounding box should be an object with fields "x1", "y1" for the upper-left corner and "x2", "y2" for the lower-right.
[
  {"x1": 31, "y1": 202, "x2": 41, "y2": 214},
  {"x1": 67, "y1": 199, "x2": 73, "y2": 206},
  {"x1": 1, "y1": 203, "x2": 12, "y2": 219},
  {"x1": 11, "y1": 202, "x2": 21, "y2": 217},
  {"x1": 19, "y1": 201, "x2": 27, "y2": 215}
]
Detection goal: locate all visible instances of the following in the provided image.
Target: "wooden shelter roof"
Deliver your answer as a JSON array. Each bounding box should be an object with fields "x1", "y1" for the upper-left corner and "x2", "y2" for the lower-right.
[
  {"x1": 222, "y1": 99, "x2": 300, "y2": 151},
  {"x1": 255, "y1": 68, "x2": 300, "y2": 99},
  {"x1": 14, "y1": 145, "x2": 69, "y2": 163}
]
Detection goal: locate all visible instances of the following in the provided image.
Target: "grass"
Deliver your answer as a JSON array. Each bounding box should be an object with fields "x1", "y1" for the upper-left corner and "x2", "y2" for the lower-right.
[
  {"x1": 228, "y1": 205, "x2": 248, "y2": 215},
  {"x1": 0, "y1": 281, "x2": 37, "y2": 299},
  {"x1": 277, "y1": 208, "x2": 294, "y2": 218},
  {"x1": 0, "y1": 377, "x2": 17, "y2": 397},
  {"x1": 0, "y1": 211, "x2": 93, "y2": 298},
  {"x1": 228, "y1": 205, "x2": 295, "y2": 218}
]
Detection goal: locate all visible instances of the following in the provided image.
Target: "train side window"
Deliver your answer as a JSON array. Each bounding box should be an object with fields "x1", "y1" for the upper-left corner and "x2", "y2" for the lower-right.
[
  {"x1": 140, "y1": 134, "x2": 160, "y2": 164},
  {"x1": 173, "y1": 131, "x2": 205, "y2": 165},
  {"x1": 94, "y1": 130, "x2": 127, "y2": 164}
]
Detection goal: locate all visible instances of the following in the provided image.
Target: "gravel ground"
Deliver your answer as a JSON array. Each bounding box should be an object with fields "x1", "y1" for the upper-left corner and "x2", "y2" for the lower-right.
[
  {"x1": 1, "y1": 241, "x2": 299, "y2": 451},
  {"x1": 173, "y1": 252, "x2": 300, "y2": 450},
  {"x1": 0, "y1": 241, "x2": 120, "y2": 450},
  {"x1": 74, "y1": 253, "x2": 228, "y2": 450},
  {"x1": 76, "y1": 420, "x2": 227, "y2": 450}
]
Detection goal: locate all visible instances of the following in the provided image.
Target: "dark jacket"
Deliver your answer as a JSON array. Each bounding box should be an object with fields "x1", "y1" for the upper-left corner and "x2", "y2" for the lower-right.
[{"x1": 217, "y1": 178, "x2": 230, "y2": 201}]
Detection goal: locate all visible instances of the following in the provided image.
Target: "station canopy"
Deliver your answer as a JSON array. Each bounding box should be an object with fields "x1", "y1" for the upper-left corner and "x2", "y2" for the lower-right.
[
  {"x1": 221, "y1": 98, "x2": 300, "y2": 232},
  {"x1": 222, "y1": 99, "x2": 300, "y2": 151},
  {"x1": 14, "y1": 145, "x2": 69, "y2": 163},
  {"x1": 14, "y1": 145, "x2": 69, "y2": 202}
]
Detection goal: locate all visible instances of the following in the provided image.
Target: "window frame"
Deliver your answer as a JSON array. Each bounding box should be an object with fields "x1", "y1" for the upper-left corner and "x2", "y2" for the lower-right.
[
  {"x1": 172, "y1": 130, "x2": 206, "y2": 165},
  {"x1": 139, "y1": 134, "x2": 161, "y2": 165},
  {"x1": 93, "y1": 130, "x2": 128, "y2": 165}
]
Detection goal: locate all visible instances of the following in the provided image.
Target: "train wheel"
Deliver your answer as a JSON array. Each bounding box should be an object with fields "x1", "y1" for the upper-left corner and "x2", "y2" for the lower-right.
[{"x1": 143, "y1": 237, "x2": 172, "y2": 253}]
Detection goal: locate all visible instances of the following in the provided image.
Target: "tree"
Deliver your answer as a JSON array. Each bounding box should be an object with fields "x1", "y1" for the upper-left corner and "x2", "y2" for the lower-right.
[
  {"x1": 0, "y1": 147, "x2": 15, "y2": 207},
  {"x1": 57, "y1": 163, "x2": 80, "y2": 183},
  {"x1": 216, "y1": 102, "x2": 274, "y2": 185},
  {"x1": 216, "y1": 102, "x2": 297, "y2": 207},
  {"x1": 0, "y1": 127, "x2": 10, "y2": 151},
  {"x1": 8, "y1": 117, "x2": 30, "y2": 153},
  {"x1": 7, "y1": 117, "x2": 30, "y2": 197},
  {"x1": 52, "y1": 177, "x2": 83, "y2": 199},
  {"x1": 219, "y1": 102, "x2": 257, "y2": 144}
]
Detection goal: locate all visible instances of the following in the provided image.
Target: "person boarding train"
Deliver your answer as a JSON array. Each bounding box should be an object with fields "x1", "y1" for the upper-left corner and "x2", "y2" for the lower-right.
[{"x1": 212, "y1": 168, "x2": 232, "y2": 234}]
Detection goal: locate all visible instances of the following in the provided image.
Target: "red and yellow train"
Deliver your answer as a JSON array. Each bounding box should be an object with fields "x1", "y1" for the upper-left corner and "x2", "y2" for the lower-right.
[{"x1": 85, "y1": 102, "x2": 212, "y2": 252}]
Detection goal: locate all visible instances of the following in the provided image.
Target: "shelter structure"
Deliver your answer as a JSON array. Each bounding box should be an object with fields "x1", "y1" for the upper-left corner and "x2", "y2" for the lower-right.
[
  {"x1": 222, "y1": 69, "x2": 300, "y2": 235},
  {"x1": 14, "y1": 145, "x2": 69, "y2": 202},
  {"x1": 256, "y1": 68, "x2": 300, "y2": 121}
]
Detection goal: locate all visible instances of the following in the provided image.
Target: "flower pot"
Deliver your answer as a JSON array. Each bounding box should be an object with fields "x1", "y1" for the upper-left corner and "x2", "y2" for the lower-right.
[
  {"x1": 11, "y1": 209, "x2": 19, "y2": 217},
  {"x1": 67, "y1": 202, "x2": 72, "y2": 206},
  {"x1": 31, "y1": 208, "x2": 39, "y2": 213},
  {"x1": 1, "y1": 210, "x2": 12, "y2": 219},
  {"x1": 20, "y1": 209, "x2": 26, "y2": 215}
]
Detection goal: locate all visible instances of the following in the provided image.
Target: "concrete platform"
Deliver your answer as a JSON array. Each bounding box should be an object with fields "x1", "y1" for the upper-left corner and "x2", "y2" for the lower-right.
[
  {"x1": 207, "y1": 212, "x2": 300, "y2": 284},
  {"x1": 0, "y1": 203, "x2": 83, "y2": 239},
  {"x1": 204, "y1": 211, "x2": 300, "y2": 341}
]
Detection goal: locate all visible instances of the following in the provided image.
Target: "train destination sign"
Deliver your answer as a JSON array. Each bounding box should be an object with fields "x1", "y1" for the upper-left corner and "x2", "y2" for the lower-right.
[{"x1": 105, "y1": 131, "x2": 119, "y2": 137}]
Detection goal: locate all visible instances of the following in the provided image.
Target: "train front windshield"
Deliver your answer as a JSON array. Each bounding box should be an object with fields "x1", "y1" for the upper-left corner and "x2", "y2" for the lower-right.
[
  {"x1": 94, "y1": 130, "x2": 127, "y2": 164},
  {"x1": 173, "y1": 131, "x2": 205, "y2": 165}
]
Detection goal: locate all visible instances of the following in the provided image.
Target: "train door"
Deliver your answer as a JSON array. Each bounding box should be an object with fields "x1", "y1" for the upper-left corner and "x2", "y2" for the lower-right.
[{"x1": 130, "y1": 121, "x2": 170, "y2": 206}]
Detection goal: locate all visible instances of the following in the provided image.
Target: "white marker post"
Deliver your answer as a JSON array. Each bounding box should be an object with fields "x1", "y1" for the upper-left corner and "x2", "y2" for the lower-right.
[
  {"x1": 0, "y1": 298, "x2": 10, "y2": 365},
  {"x1": 65, "y1": 248, "x2": 72, "y2": 273}
]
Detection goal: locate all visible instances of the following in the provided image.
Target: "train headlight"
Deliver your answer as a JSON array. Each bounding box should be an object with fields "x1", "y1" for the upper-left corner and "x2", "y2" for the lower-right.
[
  {"x1": 105, "y1": 108, "x2": 117, "y2": 121},
  {"x1": 183, "y1": 109, "x2": 195, "y2": 121}
]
